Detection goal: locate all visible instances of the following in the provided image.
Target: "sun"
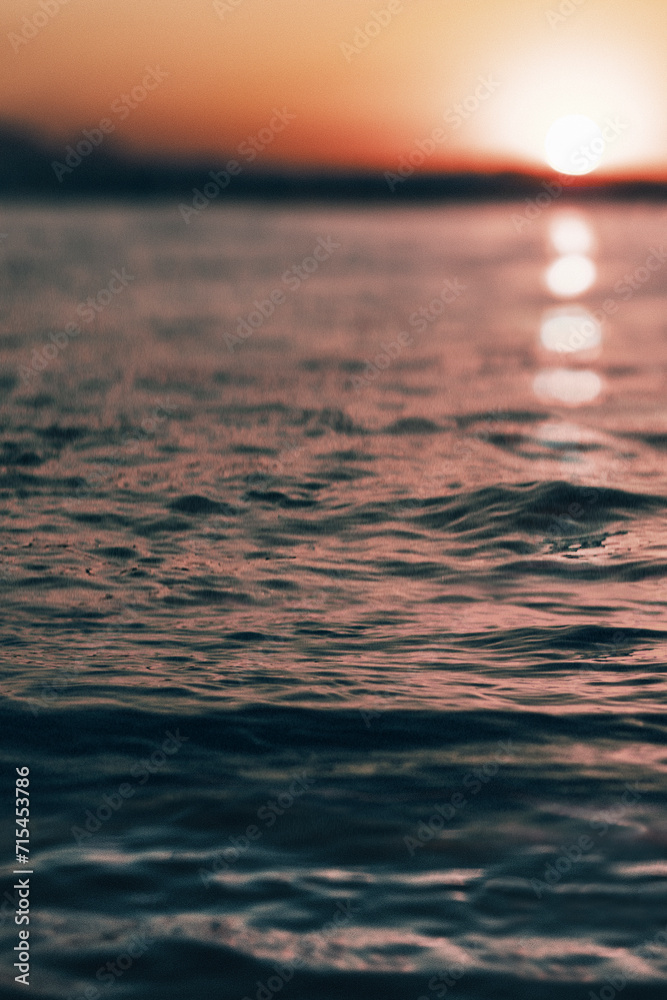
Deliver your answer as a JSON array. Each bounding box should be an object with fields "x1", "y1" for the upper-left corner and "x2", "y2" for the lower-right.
[{"x1": 544, "y1": 115, "x2": 606, "y2": 176}]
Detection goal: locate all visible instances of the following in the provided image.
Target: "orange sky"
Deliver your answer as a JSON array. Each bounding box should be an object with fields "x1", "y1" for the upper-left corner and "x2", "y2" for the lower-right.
[{"x1": 1, "y1": 0, "x2": 666, "y2": 175}]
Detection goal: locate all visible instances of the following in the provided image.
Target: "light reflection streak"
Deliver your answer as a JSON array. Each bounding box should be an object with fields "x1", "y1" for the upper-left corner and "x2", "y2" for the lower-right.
[{"x1": 544, "y1": 254, "x2": 596, "y2": 297}]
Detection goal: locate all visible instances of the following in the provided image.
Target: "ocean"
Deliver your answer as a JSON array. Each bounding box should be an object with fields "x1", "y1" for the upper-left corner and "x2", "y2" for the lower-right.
[{"x1": 1, "y1": 199, "x2": 666, "y2": 999}]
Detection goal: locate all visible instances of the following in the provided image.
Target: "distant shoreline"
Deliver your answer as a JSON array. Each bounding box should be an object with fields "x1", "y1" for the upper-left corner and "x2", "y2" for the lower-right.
[
  {"x1": 3, "y1": 174, "x2": 667, "y2": 202},
  {"x1": 1, "y1": 124, "x2": 666, "y2": 200}
]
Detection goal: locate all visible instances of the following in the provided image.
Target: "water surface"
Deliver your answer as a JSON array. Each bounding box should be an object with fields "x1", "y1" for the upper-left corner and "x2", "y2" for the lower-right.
[{"x1": 1, "y1": 201, "x2": 666, "y2": 999}]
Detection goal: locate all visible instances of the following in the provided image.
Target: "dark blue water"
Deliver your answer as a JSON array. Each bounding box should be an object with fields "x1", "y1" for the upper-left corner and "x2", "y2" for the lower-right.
[{"x1": 1, "y1": 201, "x2": 666, "y2": 999}]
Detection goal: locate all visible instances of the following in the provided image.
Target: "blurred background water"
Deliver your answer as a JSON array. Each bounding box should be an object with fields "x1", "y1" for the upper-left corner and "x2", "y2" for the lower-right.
[{"x1": 1, "y1": 200, "x2": 666, "y2": 999}]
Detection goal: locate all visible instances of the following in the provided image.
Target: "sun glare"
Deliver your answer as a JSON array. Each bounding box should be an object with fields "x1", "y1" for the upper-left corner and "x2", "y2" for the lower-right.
[
  {"x1": 544, "y1": 115, "x2": 605, "y2": 175},
  {"x1": 540, "y1": 307, "x2": 602, "y2": 354},
  {"x1": 544, "y1": 254, "x2": 596, "y2": 297},
  {"x1": 533, "y1": 369, "x2": 603, "y2": 405},
  {"x1": 549, "y1": 213, "x2": 594, "y2": 255},
  {"x1": 483, "y1": 37, "x2": 655, "y2": 174}
]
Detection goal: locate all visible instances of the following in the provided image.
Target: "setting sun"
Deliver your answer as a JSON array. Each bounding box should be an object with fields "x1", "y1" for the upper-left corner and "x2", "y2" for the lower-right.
[
  {"x1": 544, "y1": 115, "x2": 605, "y2": 175},
  {"x1": 1, "y1": 0, "x2": 665, "y2": 175}
]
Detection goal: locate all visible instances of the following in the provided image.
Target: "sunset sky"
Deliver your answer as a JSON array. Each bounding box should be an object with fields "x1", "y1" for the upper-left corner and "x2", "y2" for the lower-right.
[{"x1": 1, "y1": 0, "x2": 666, "y2": 176}]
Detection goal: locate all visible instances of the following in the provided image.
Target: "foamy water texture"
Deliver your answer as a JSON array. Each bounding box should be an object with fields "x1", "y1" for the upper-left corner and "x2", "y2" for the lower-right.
[{"x1": 0, "y1": 201, "x2": 666, "y2": 999}]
